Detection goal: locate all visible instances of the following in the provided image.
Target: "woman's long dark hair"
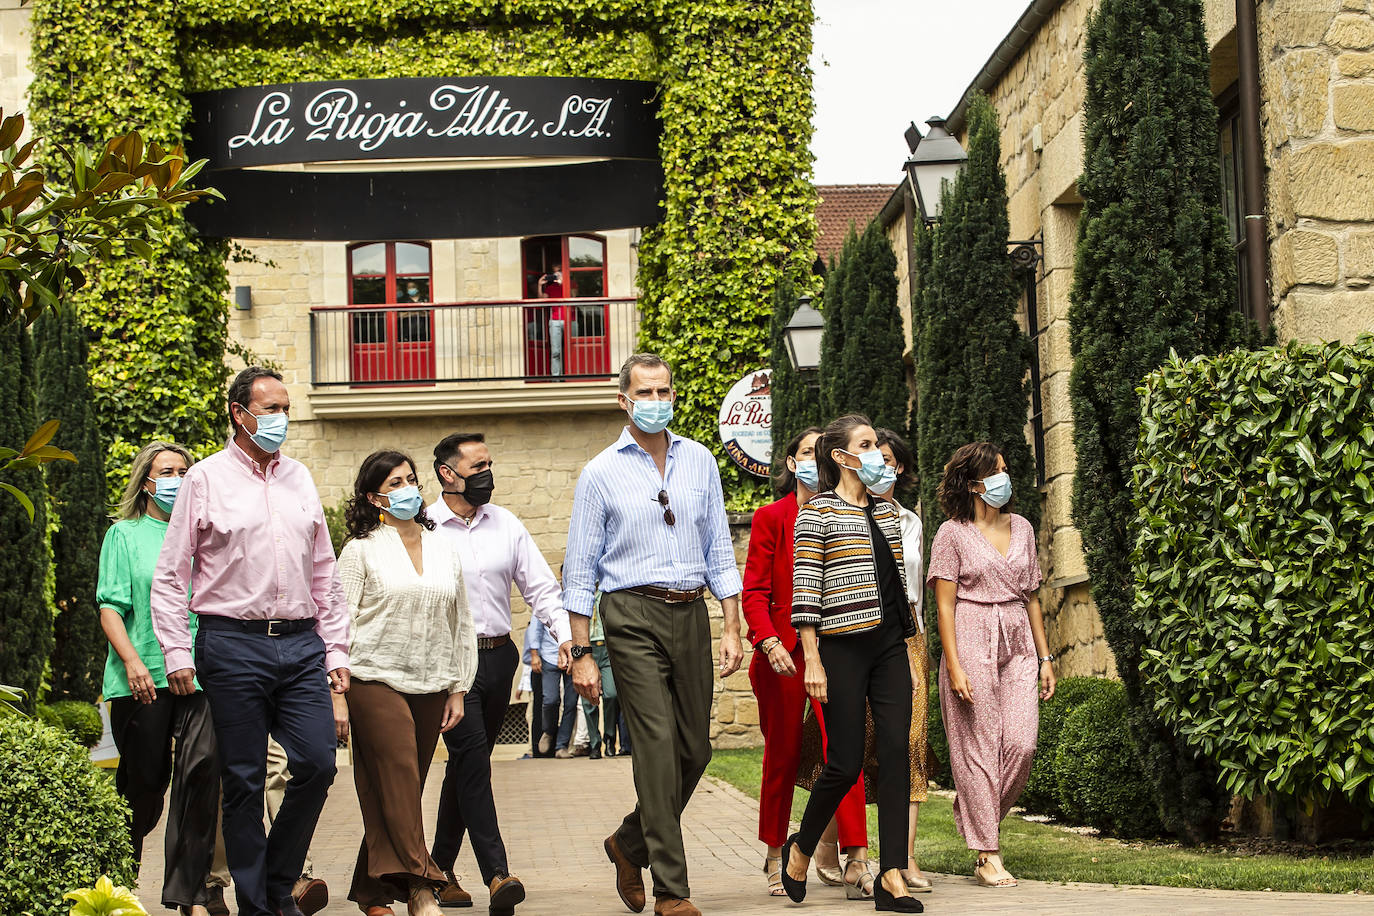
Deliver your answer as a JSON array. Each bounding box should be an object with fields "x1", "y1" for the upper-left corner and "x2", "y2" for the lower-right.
[
  {"x1": 876, "y1": 427, "x2": 916, "y2": 491},
  {"x1": 344, "y1": 449, "x2": 435, "y2": 540},
  {"x1": 774, "y1": 426, "x2": 824, "y2": 497},
  {"x1": 937, "y1": 442, "x2": 1009, "y2": 522},
  {"x1": 815, "y1": 413, "x2": 873, "y2": 493}
]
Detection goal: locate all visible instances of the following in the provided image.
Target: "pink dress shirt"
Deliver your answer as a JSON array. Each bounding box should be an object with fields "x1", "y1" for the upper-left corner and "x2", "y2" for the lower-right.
[
  {"x1": 427, "y1": 498, "x2": 570, "y2": 645},
  {"x1": 150, "y1": 440, "x2": 350, "y2": 674}
]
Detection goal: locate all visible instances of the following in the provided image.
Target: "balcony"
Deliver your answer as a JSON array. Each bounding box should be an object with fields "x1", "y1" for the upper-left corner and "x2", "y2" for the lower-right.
[{"x1": 307, "y1": 297, "x2": 639, "y2": 418}]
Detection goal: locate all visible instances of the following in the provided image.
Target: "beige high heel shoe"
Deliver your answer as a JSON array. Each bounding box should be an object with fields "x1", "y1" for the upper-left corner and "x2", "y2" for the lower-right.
[
  {"x1": 813, "y1": 840, "x2": 844, "y2": 885},
  {"x1": 904, "y1": 856, "x2": 933, "y2": 893},
  {"x1": 764, "y1": 854, "x2": 787, "y2": 896},
  {"x1": 842, "y1": 857, "x2": 875, "y2": 900}
]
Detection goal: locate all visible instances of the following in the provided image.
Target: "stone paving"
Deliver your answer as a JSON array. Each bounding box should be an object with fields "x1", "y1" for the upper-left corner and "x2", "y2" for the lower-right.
[{"x1": 138, "y1": 751, "x2": 1371, "y2": 916}]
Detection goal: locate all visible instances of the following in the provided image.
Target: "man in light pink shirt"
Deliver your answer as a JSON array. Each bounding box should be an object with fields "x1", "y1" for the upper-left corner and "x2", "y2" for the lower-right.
[
  {"x1": 426, "y1": 432, "x2": 570, "y2": 913},
  {"x1": 151, "y1": 366, "x2": 350, "y2": 916}
]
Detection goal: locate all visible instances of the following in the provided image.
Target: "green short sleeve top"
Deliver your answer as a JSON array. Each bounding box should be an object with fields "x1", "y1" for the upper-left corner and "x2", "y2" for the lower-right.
[{"x1": 97, "y1": 516, "x2": 199, "y2": 699}]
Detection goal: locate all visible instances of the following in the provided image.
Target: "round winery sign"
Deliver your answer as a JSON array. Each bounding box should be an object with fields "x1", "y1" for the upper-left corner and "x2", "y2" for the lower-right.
[{"x1": 718, "y1": 369, "x2": 773, "y2": 478}]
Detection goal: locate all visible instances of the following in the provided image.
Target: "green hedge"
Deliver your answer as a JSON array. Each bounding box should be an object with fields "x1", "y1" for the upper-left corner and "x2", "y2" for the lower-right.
[
  {"x1": 37, "y1": 701, "x2": 103, "y2": 749},
  {"x1": 1055, "y1": 679, "x2": 1165, "y2": 837},
  {"x1": 926, "y1": 681, "x2": 951, "y2": 788},
  {"x1": 1135, "y1": 337, "x2": 1374, "y2": 807},
  {"x1": 1019, "y1": 677, "x2": 1112, "y2": 817},
  {"x1": 0, "y1": 716, "x2": 134, "y2": 916}
]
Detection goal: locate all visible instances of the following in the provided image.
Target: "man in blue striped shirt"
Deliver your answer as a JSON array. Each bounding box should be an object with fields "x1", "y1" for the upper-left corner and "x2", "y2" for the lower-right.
[{"x1": 564, "y1": 353, "x2": 743, "y2": 916}]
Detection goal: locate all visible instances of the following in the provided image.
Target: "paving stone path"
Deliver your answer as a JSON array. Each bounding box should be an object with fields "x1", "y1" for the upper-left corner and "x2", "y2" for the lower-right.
[{"x1": 138, "y1": 753, "x2": 1369, "y2": 915}]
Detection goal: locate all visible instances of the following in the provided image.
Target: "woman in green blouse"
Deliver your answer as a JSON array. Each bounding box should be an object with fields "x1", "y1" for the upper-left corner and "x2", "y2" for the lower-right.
[{"x1": 98, "y1": 441, "x2": 220, "y2": 916}]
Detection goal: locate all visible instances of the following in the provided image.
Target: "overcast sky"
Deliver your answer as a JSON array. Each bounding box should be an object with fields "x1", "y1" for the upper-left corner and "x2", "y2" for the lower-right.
[{"x1": 810, "y1": 0, "x2": 1034, "y2": 185}]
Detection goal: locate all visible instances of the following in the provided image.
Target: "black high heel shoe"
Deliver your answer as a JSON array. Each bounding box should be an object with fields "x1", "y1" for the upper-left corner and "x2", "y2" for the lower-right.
[
  {"x1": 780, "y1": 833, "x2": 808, "y2": 903},
  {"x1": 874, "y1": 871, "x2": 924, "y2": 913}
]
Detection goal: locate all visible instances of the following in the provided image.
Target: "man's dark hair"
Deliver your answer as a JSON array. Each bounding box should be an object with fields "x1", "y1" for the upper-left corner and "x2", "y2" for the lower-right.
[
  {"x1": 433, "y1": 432, "x2": 486, "y2": 480},
  {"x1": 227, "y1": 366, "x2": 284, "y2": 432}
]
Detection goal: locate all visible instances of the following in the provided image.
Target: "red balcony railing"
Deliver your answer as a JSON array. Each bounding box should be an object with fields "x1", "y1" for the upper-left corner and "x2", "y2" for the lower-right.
[{"x1": 309, "y1": 297, "x2": 640, "y2": 387}]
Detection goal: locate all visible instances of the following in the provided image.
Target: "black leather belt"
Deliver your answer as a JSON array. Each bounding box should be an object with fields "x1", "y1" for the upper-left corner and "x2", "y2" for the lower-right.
[
  {"x1": 622, "y1": 585, "x2": 707, "y2": 604},
  {"x1": 477, "y1": 634, "x2": 511, "y2": 650},
  {"x1": 197, "y1": 615, "x2": 315, "y2": 636}
]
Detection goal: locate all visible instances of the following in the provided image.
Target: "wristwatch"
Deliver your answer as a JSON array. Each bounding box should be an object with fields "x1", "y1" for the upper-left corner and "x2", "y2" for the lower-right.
[{"x1": 570, "y1": 644, "x2": 595, "y2": 660}]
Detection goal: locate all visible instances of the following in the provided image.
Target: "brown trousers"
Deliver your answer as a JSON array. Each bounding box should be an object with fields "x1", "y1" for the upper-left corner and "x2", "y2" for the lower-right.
[{"x1": 346, "y1": 679, "x2": 448, "y2": 905}]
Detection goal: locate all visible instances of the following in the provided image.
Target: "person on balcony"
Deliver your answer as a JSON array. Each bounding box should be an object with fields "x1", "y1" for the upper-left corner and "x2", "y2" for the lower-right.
[
  {"x1": 99, "y1": 440, "x2": 220, "y2": 916},
  {"x1": 428, "y1": 432, "x2": 570, "y2": 913},
  {"x1": 539, "y1": 269, "x2": 566, "y2": 376}
]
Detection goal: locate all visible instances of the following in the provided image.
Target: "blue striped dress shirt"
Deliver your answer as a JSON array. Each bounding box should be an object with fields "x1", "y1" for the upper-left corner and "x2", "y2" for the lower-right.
[{"x1": 562, "y1": 427, "x2": 742, "y2": 618}]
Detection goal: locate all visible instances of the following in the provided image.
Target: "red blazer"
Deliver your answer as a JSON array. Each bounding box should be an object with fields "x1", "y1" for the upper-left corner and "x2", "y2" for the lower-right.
[{"x1": 742, "y1": 495, "x2": 801, "y2": 653}]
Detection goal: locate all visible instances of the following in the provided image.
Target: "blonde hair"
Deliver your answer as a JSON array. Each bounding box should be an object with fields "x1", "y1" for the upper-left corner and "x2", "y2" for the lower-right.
[{"x1": 117, "y1": 441, "x2": 194, "y2": 520}]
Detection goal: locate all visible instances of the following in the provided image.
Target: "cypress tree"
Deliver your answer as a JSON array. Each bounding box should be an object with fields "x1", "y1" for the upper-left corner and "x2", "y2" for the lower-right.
[
  {"x1": 915, "y1": 94, "x2": 1039, "y2": 548},
  {"x1": 837, "y1": 221, "x2": 906, "y2": 432},
  {"x1": 0, "y1": 323, "x2": 52, "y2": 708},
  {"x1": 1069, "y1": 0, "x2": 1240, "y2": 842},
  {"x1": 768, "y1": 274, "x2": 822, "y2": 479},
  {"x1": 817, "y1": 228, "x2": 854, "y2": 419},
  {"x1": 35, "y1": 309, "x2": 108, "y2": 703}
]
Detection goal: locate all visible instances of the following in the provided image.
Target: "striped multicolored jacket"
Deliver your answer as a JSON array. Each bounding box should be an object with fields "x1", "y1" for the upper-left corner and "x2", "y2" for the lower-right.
[{"x1": 790, "y1": 492, "x2": 916, "y2": 637}]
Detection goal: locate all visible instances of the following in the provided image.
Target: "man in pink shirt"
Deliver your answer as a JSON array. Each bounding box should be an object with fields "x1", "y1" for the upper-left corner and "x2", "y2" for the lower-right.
[
  {"x1": 426, "y1": 432, "x2": 570, "y2": 914},
  {"x1": 152, "y1": 366, "x2": 350, "y2": 916}
]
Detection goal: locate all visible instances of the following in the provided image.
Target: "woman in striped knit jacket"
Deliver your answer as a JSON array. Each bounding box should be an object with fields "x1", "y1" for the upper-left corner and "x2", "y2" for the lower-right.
[{"x1": 780, "y1": 414, "x2": 923, "y2": 914}]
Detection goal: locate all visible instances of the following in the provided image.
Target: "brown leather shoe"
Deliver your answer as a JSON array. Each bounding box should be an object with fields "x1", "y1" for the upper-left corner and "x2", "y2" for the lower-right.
[
  {"x1": 291, "y1": 877, "x2": 328, "y2": 916},
  {"x1": 437, "y1": 870, "x2": 473, "y2": 908},
  {"x1": 653, "y1": 897, "x2": 701, "y2": 916},
  {"x1": 603, "y1": 833, "x2": 646, "y2": 913},
  {"x1": 364, "y1": 907, "x2": 395, "y2": 916},
  {"x1": 488, "y1": 874, "x2": 525, "y2": 910}
]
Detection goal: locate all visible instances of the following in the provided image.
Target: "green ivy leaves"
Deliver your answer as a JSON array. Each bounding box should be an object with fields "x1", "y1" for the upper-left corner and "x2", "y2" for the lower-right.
[{"x1": 1134, "y1": 335, "x2": 1374, "y2": 808}]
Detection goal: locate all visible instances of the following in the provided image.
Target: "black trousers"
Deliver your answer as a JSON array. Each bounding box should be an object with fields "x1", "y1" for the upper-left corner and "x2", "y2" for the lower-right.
[
  {"x1": 432, "y1": 639, "x2": 519, "y2": 884},
  {"x1": 196, "y1": 626, "x2": 338, "y2": 916},
  {"x1": 796, "y1": 618, "x2": 912, "y2": 872},
  {"x1": 109, "y1": 689, "x2": 219, "y2": 908},
  {"x1": 529, "y1": 667, "x2": 544, "y2": 757}
]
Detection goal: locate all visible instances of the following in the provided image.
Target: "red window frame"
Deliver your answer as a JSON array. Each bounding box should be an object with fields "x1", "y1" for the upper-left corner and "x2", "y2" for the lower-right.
[
  {"x1": 519, "y1": 235, "x2": 610, "y2": 379},
  {"x1": 346, "y1": 241, "x2": 435, "y2": 386}
]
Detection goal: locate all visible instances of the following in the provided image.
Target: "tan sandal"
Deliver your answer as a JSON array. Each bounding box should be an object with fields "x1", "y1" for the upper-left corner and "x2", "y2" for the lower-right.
[
  {"x1": 975, "y1": 855, "x2": 1017, "y2": 888},
  {"x1": 904, "y1": 856, "x2": 933, "y2": 892},
  {"x1": 843, "y1": 858, "x2": 875, "y2": 900},
  {"x1": 814, "y1": 840, "x2": 844, "y2": 886},
  {"x1": 764, "y1": 854, "x2": 788, "y2": 896}
]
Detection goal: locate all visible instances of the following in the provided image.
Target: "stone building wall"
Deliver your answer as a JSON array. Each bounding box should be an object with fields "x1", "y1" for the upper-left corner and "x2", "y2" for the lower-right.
[
  {"x1": 1261, "y1": 0, "x2": 1374, "y2": 340},
  {"x1": 0, "y1": 2, "x2": 33, "y2": 132}
]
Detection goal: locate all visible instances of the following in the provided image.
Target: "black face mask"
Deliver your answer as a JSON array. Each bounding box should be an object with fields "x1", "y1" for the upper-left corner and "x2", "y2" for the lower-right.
[{"x1": 443, "y1": 465, "x2": 495, "y2": 507}]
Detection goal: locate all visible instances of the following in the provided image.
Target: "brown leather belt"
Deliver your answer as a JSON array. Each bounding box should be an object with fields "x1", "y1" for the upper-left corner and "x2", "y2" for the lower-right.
[
  {"x1": 477, "y1": 633, "x2": 511, "y2": 650},
  {"x1": 622, "y1": 585, "x2": 707, "y2": 605}
]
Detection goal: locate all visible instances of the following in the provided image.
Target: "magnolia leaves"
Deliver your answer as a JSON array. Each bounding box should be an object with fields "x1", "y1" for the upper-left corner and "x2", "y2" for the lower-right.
[
  {"x1": 0, "y1": 110, "x2": 222, "y2": 329},
  {"x1": 0, "y1": 419, "x2": 76, "y2": 521}
]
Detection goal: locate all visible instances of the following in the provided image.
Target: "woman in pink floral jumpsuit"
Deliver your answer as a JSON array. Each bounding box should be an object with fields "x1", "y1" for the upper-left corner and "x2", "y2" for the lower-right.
[{"x1": 926, "y1": 442, "x2": 1056, "y2": 889}]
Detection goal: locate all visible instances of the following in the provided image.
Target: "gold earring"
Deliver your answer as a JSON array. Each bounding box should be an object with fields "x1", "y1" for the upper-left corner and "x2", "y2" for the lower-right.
[{"x1": 378, "y1": 510, "x2": 385, "y2": 523}]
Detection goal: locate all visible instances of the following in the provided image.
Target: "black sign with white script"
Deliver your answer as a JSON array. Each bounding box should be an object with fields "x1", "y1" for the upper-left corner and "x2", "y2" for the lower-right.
[{"x1": 189, "y1": 76, "x2": 660, "y2": 169}]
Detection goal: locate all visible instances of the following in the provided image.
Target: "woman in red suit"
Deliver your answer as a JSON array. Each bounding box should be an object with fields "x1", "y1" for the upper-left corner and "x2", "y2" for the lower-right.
[{"x1": 745, "y1": 427, "x2": 873, "y2": 898}]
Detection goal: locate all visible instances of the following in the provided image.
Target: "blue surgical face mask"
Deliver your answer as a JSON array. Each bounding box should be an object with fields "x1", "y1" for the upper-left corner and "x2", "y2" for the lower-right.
[
  {"x1": 792, "y1": 458, "x2": 819, "y2": 491},
  {"x1": 148, "y1": 476, "x2": 181, "y2": 512},
  {"x1": 381, "y1": 484, "x2": 423, "y2": 521},
  {"x1": 840, "y1": 448, "x2": 889, "y2": 487},
  {"x1": 979, "y1": 471, "x2": 1012, "y2": 509},
  {"x1": 629, "y1": 398, "x2": 674, "y2": 434},
  {"x1": 867, "y1": 464, "x2": 898, "y2": 496},
  {"x1": 242, "y1": 408, "x2": 289, "y2": 453}
]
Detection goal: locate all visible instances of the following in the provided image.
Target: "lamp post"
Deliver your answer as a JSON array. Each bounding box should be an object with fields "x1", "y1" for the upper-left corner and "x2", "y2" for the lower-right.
[
  {"x1": 783, "y1": 295, "x2": 824, "y2": 377},
  {"x1": 903, "y1": 116, "x2": 968, "y2": 223}
]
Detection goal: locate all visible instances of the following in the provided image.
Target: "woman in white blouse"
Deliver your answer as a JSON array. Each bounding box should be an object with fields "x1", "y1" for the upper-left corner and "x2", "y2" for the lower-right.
[{"x1": 337, "y1": 450, "x2": 477, "y2": 916}]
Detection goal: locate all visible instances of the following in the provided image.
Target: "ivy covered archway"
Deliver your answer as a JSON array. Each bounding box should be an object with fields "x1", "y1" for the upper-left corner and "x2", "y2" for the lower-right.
[{"x1": 28, "y1": 0, "x2": 817, "y2": 499}]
